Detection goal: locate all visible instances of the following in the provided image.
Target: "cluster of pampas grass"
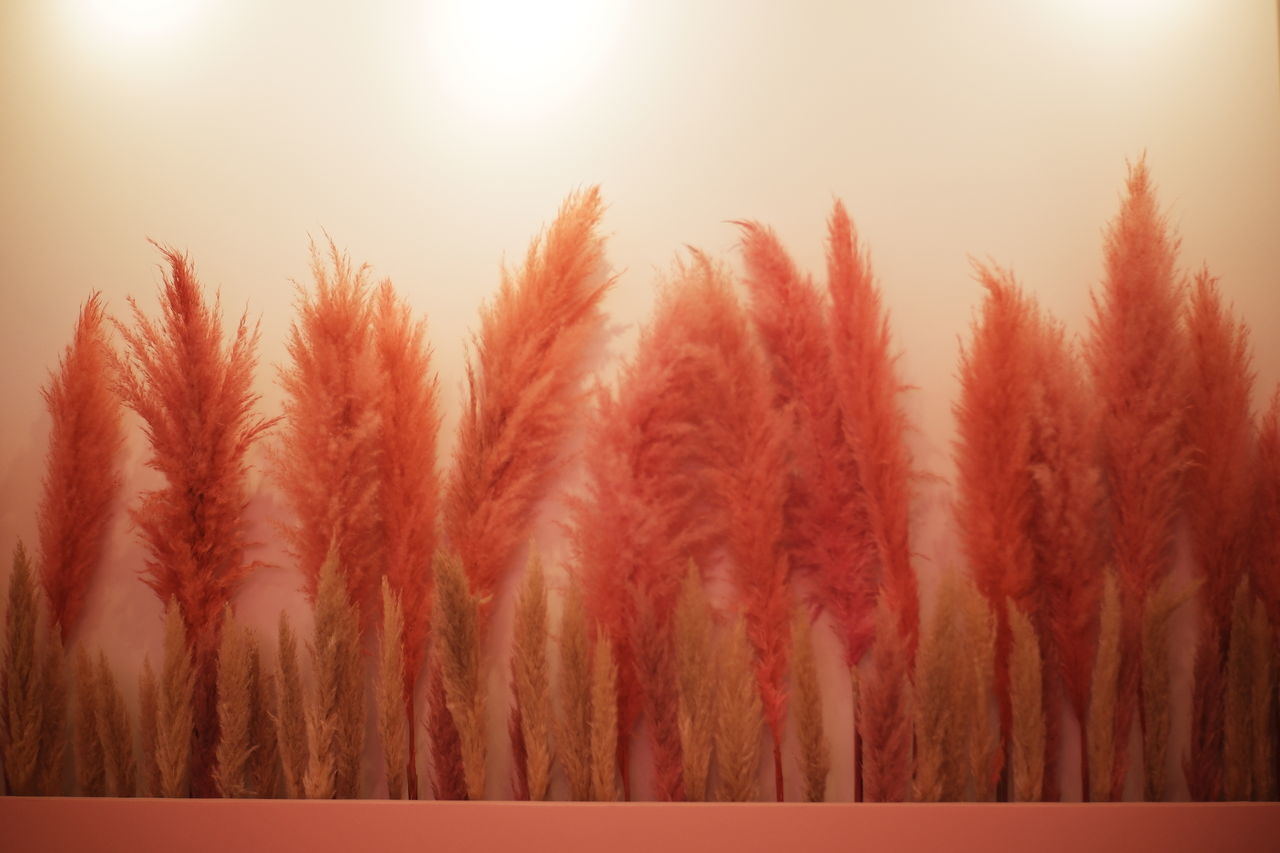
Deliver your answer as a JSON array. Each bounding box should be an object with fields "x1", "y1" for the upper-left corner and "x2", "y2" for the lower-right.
[
  {"x1": 37, "y1": 293, "x2": 123, "y2": 643},
  {"x1": 113, "y1": 244, "x2": 276, "y2": 795}
]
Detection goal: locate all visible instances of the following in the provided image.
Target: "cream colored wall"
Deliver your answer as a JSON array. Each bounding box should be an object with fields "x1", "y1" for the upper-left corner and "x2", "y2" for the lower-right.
[{"x1": 0, "y1": 0, "x2": 1277, "y2": 800}]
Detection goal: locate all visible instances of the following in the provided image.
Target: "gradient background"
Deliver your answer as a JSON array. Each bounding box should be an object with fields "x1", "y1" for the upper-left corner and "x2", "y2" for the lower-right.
[{"x1": 0, "y1": 0, "x2": 1277, "y2": 801}]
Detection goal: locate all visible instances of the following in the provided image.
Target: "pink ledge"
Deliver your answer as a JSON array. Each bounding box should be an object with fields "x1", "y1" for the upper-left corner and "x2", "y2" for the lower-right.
[{"x1": 2, "y1": 798, "x2": 1277, "y2": 853}]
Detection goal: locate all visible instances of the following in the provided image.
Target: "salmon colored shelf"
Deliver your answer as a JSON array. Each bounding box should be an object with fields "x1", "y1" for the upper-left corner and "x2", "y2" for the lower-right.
[{"x1": 3, "y1": 798, "x2": 1277, "y2": 853}]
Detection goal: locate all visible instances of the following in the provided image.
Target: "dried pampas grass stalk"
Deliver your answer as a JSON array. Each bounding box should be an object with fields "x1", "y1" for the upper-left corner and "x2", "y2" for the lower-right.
[
  {"x1": 511, "y1": 553, "x2": 552, "y2": 800},
  {"x1": 157, "y1": 599, "x2": 194, "y2": 797},
  {"x1": 960, "y1": 577, "x2": 999, "y2": 802},
  {"x1": 1223, "y1": 579, "x2": 1254, "y2": 800},
  {"x1": 247, "y1": 642, "x2": 279, "y2": 798},
  {"x1": 2, "y1": 542, "x2": 44, "y2": 795},
  {"x1": 426, "y1": 654, "x2": 466, "y2": 799},
  {"x1": 1088, "y1": 573, "x2": 1121, "y2": 802},
  {"x1": 675, "y1": 563, "x2": 716, "y2": 802},
  {"x1": 716, "y1": 614, "x2": 763, "y2": 802},
  {"x1": 38, "y1": 628, "x2": 68, "y2": 796},
  {"x1": 95, "y1": 652, "x2": 135, "y2": 797},
  {"x1": 74, "y1": 649, "x2": 105, "y2": 796},
  {"x1": 138, "y1": 658, "x2": 159, "y2": 796},
  {"x1": 634, "y1": 593, "x2": 683, "y2": 801},
  {"x1": 861, "y1": 601, "x2": 912, "y2": 802},
  {"x1": 1248, "y1": 600, "x2": 1276, "y2": 801},
  {"x1": 378, "y1": 579, "x2": 407, "y2": 799},
  {"x1": 557, "y1": 582, "x2": 592, "y2": 801},
  {"x1": 1145, "y1": 575, "x2": 1195, "y2": 801},
  {"x1": 792, "y1": 610, "x2": 829, "y2": 802},
  {"x1": 1008, "y1": 601, "x2": 1045, "y2": 802},
  {"x1": 275, "y1": 612, "x2": 307, "y2": 798},
  {"x1": 215, "y1": 609, "x2": 254, "y2": 797},
  {"x1": 304, "y1": 550, "x2": 364, "y2": 799},
  {"x1": 589, "y1": 629, "x2": 619, "y2": 802},
  {"x1": 433, "y1": 552, "x2": 485, "y2": 800}
]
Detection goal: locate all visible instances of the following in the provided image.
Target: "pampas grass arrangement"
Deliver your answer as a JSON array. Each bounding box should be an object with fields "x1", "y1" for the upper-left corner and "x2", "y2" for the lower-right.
[{"x1": 37, "y1": 293, "x2": 123, "y2": 642}]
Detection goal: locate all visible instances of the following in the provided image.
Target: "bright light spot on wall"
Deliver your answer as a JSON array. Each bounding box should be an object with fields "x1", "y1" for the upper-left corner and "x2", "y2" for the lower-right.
[
  {"x1": 62, "y1": 0, "x2": 205, "y2": 46},
  {"x1": 425, "y1": 0, "x2": 621, "y2": 120}
]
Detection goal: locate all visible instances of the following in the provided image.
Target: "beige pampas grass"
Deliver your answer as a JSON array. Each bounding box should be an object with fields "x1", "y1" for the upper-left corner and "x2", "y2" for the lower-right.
[
  {"x1": 157, "y1": 598, "x2": 194, "y2": 797},
  {"x1": 1248, "y1": 600, "x2": 1276, "y2": 801},
  {"x1": 1008, "y1": 601, "x2": 1045, "y2": 802},
  {"x1": 511, "y1": 553, "x2": 552, "y2": 800},
  {"x1": 95, "y1": 652, "x2": 136, "y2": 797},
  {"x1": 275, "y1": 612, "x2": 307, "y2": 798},
  {"x1": 589, "y1": 627, "x2": 619, "y2": 802},
  {"x1": 138, "y1": 658, "x2": 159, "y2": 796},
  {"x1": 716, "y1": 613, "x2": 763, "y2": 802},
  {"x1": 215, "y1": 609, "x2": 254, "y2": 797},
  {"x1": 557, "y1": 582, "x2": 592, "y2": 801},
  {"x1": 38, "y1": 628, "x2": 68, "y2": 796},
  {"x1": 914, "y1": 572, "x2": 964, "y2": 802},
  {"x1": 433, "y1": 552, "x2": 485, "y2": 800},
  {"x1": 1145, "y1": 574, "x2": 1196, "y2": 801},
  {"x1": 959, "y1": 577, "x2": 998, "y2": 802},
  {"x1": 304, "y1": 550, "x2": 364, "y2": 799},
  {"x1": 1224, "y1": 579, "x2": 1254, "y2": 800},
  {"x1": 675, "y1": 562, "x2": 716, "y2": 802},
  {"x1": 1088, "y1": 572, "x2": 1121, "y2": 802},
  {"x1": 251, "y1": 659, "x2": 280, "y2": 798},
  {"x1": 791, "y1": 609, "x2": 829, "y2": 802},
  {"x1": 2, "y1": 542, "x2": 44, "y2": 796},
  {"x1": 378, "y1": 578, "x2": 407, "y2": 799},
  {"x1": 74, "y1": 649, "x2": 105, "y2": 796}
]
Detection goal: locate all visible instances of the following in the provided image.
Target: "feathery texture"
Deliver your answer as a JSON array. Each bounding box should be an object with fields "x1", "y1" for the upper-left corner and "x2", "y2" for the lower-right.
[
  {"x1": 913, "y1": 572, "x2": 964, "y2": 802},
  {"x1": 157, "y1": 599, "x2": 194, "y2": 797},
  {"x1": 250, "y1": 657, "x2": 280, "y2": 798},
  {"x1": 378, "y1": 579, "x2": 407, "y2": 799},
  {"x1": 447, "y1": 187, "x2": 610, "y2": 618},
  {"x1": 1223, "y1": 579, "x2": 1254, "y2": 800},
  {"x1": 138, "y1": 658, "x2": 159, "y2": 796},
  {"x1": 433, "y1": 552, "x2": 485, "y2": 800},
  {"x1": 1146, "y1": 575, "x2": 1195, "y2": 801},
  {"x1": 1255, "y1": 390, "x2": 1280, "y2": 633},
  {"x1": 1027, "y1": 313, "x2": 1103, "y2": 801},
  {"x1": 1088, "y1": 573, "x2": 1122, "y2": 802},
  {"x1": 1185, "y1": 270, "x2": 1255, "y2": 802},
  {"x1": 37, "y1": 293, "x2": 123, "y2": 642},
  {"x1": 2, "y1": 543, "x2": 45, "y2": 795},
  {"x1": 214, "y1": 610, "x2": 254, "y2": 797},
  {"x1": 38, "y1": 628, "x2": 67, "y2": 796},
  {"x1": 675, "y1": 563, "x2": 716, "y2": 802},
  {"x1": 303, "y1": 550, "x2": 364, "y2": 799},
  {"x1": 114, "y1": 244, "x2": 276, "y2": 795},
  {"x1": 791, "y1": 610, "x2": 829, "y2": 802},
  {"x1": 954, "y1": 263, "x2": 1039, "y2": 775},
  {"x1": 426, "y1": 654, "x2": 466, "y2": 799},
  {"x1": 634, "y1": 592, "x2": 685, "y2": 800},
  {"x1": 510, "y1": 553, "x2": 553, "y2": 800},
  {"x1": 1008, "y1": 601, "x2": 1045, "y2": 802},
  {"x1": 274, "y1": 241, "x2": 381, "y2": 622},
  {"x1": 826, "y1": 202, "x2": 919, "y2": 662},
  {"x1": 960, "y1": 576, "x2": 999, "y2": 802},
  {"x1": 1248, "y1": 600, "x2": 1276, "y2": 800},
  {"x1": 274, "y1": 612, "x2": 307, "y2": 798},
  {"x1": 589, "y1": 628, "x2": 620, "y2": 801},
  {"x1": 861, "y1": 600, "x2": 912, "y2": 802},
  {"x1": 74, "y1": 649, "x2": 105, "y2": 796},
  {"x1": 95, "y1": 652, "x2": 135, "y2": 797},
  {"x1": 373, "y1": 280, "x2": 440, "y2": 800},
  {"x1": 716, "y1": 613, "x2": 764, "y2": 802},
  {"x1": 1087, "y1": 161, "x2": 1188, "y2": 800},
  {"x1": 557, "y1": 582, "x2": 592, "y2": 801}
]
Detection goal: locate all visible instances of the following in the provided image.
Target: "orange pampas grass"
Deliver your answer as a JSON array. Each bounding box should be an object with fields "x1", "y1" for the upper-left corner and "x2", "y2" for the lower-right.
[
  {"x1": 433, "y1": 552, "x2": 485, "y2": 800},
  {"x1": 914, "y1": 571, "x2": 966, "y2": 802},
  {"x1": 372, "y1": 280, "x2": 440, "y2": 800},
  {"x1": 274, "y1": 242, "x2": 381, "y2": 621},
  {"x1": 426, "y1": 654, "x2": 466, "y2": 799},
  {"x1": 715, "y1": 613, "x2": 764, "y2": 802},
  {"x1": 1248, "y1": 600, "x2": 1276, "y2": 800},
  {"x1": 675, "y1": 563, "x2": 716, "y2": 802},
  {"x1": 1185, "y1": 270, "x2": 1255, "y2": 802},
  {"x1": 1008, "y1": 602, "x2": 1045, "y2": 802},
  {"x1": 1087, "y1": 161, "x2": 1188, "y2": 800},
  {"x1": 113, "y1": 244, "x2": 276, "y2": 795},
  {"x1": 557, "y1": 583, "x2": 592, "y2": 800},
  {"x1": 861, "y1": 600, "x2": 912, "y2": 802},
  {"x1": 275, "y1": 613, "x2": 307, "y2": 798},
  {"x1": 74, "y1": 650, "x2": 105, "y2": 796},
  {"x1": 1088, "y1": 573, "x2": 1122, "y2": 801},
  {"x1": 791, "y1": 610, "x2": 829, "y2": 802},
  {"x1": 2, "y1": 543, "x2": 52, "y2": 795},
  {"x1": 590, "y1": 628, "x2": 620, "y2": 802},
  {"x1": 1145, "y1": 575, "x2": 1196, "y2": 800},
  {"x1": 157, "y1": 599, "x2": 194, "y2": 798},
  {"x1": 215, "y1": 610, "x2": 254, "y2": 797},
  {"x1": 95, "y1": 652, "x2": 135, "y2": 797},
  {"x1": 378, "y1": 579, "x2": 407, "y2": 799},
  {"x1": 446, "y1": 187, "x2": 611, "y2": 616},
  {"x1": 1255, "y1": 391, "x2": 1280, "y2": 636},
  {"x1": 960, "y1": 576, "x2": 1000, "y2": 801},
  {"x1": 509, "y1": 553, "x2": 553, "y2": 801},
  {"x1": 1223, "y1": 579, "x2": 1254, "y2": 800},
  {"x1": 37, "y1": 293, "x2": 123, "y2": 642},
  {"x1": 138, "y1": 658, "x2": 159, "y2": 796}
]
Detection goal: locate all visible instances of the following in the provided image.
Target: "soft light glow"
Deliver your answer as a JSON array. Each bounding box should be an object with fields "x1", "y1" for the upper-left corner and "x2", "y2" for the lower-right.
[
  {"x1": 425, "y1": 0, "x2": 620, "y2": 120},
  {"x1": 63, "y1": 0, "x2": 204, "y2": 45}
]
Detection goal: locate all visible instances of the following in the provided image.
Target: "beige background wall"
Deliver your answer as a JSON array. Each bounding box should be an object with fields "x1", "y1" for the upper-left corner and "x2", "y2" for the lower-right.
[{"x1": 1, "y1": 0, "x2": 1277, "y2": 800}]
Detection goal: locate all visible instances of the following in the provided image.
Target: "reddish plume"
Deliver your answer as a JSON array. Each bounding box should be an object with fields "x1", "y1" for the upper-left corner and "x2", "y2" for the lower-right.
[
  {"x1": 445, "y1": 187, "x2": 611, "y2": 618},
  {"x1": 426, "y1": 654, "x2": 466, "y2": 799},
  {"x1": 1253, "y1": 390, "x2": 1280, "y2": 632},
  {"x1": 953, "y1": 262, "x2": 1039, "y2": 769},
  {"x1": 1184, "y1": 269, "x2": 1255, "y2": 801},
  {"x1": 1086, "y1": 160, "x2": 1188, "y2": 800},
  {"x1": 861, "y1": 599, "x2": 913, "y2": 802},
  {"x1": 826, "y1": 202, "x2": 919, "y2": 663},
  {"x1": 736, "y1": 220, "x2": 876, "y2": 669},
  {"x1": 1026, "y1": 315, "x2": 1104, "y2": 801},
  {"x1": 372, "y1": 280, "x2": 441, "y2": 801},
  {"x1": 38, "y1": 293, "x2": 124, "y2": 641},
  {"x1": 274, "y1": 241, "x2": 382, "y2": 623},
  {"x1": 113, "y1": 243, "x2": 277, "y2": 796}
]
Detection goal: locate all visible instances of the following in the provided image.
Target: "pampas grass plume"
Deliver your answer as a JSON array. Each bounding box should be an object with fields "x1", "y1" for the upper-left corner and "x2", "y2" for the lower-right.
[
  {"x1": 558, "y1": 581, "x2": 592, "y2": 800},
  {"x1": 675, "y1": 562, "x2": 716, "y2": 802},
  {"x1": 791, "y1": 609, "x2": 829, "y2": 802},
  {"x1": 74, "y1": 649, "x2": 105, "y2": 796},
  {"x1": 1248, "y1": 600, "x2": 1276, "y2": 800},
  {"x1": 215, "y1": 609, "x2": 254, "y2": 797},
  {"x1": 589, "y1": 628, "x2": 620, "y2": 802},
  {"x1": 157, "y1": 599, "x2": 194, "y2": 798},
  {"x1": 1223, "y1": 579, "x2": 1255, "y2": 800},
  {"x1": 275, "y1": 612, "x2": 307, "y2": 798},
  {"x1": 1008, "y1": 601, "x2": 1045, "y2": 802},
  {"x1": 138, "y1": 657, "x2": 159, "y2": 796},
  {"x1": 511, "y1": 552, "x2": 553, "y2": 800},
  {"x1": 861, "y1": 600, "x2": 913, "y2": 802},
  {"x1": 304, "y1": 549, "x2": 364, "y2": 799},
  {"x1": 716, "y1": 614, "x2": 763, "y2": 802},
  {"x1": 2, "y1": 542, "x2": 44, "y2": 795},
  {"x1": 433, "y1": 552, "x2": 485, "y2": 800},
  {"x1": 1145, "y1": 574, "x2": 1196, "y2": 800},
  {"x1": 960, "y1": 576, "x2": 999, "y2": 801},
  {"x1": 913, "y1": 571, "x2": 964, "y2": 802},
  {"x1": 1088, "y1": 573, "x2": 1122, "y2": 802},
  {"x1": 95, "y1": 652, "x2": 135, "y2": 797},
  {"x1": 378, "y1": 578, "x2": 408, "y2": 799}
]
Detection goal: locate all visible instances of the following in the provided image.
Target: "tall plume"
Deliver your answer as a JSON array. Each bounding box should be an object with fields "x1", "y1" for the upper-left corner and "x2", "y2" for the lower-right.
[
  {"x1": 95, "y1": 652, "x2": 135, "y2": 797},
  {"x1": 274, "y1": 612, "x2": 307, "y2": 798},
  {"x1": 861, "y1": 599, "x2": 912, "y2": 802},
  {"x1": 1184, "y1": 269, "x2": 1255, "y2": 801},
  {"x1": 37, "y1": 293, "x2": 123, "y2": 642},
  {"x1": 715, "y1": 613, "x2": 764, "y2": 802},
  {"x1": 73, "y1": 649, "x2": 105, "y2": 795},
  {"x1": 557, "y1": 582, "x2": 593, "y2": 800},
  {"x1": 913, "y1": 571, "x2": 966, "y2": 801},
  {"x1": 2, "y1": 542, "x2": 60, "y2": 795},
  {"x1": 1086, "y1": 160, "x2": 1188, "y2": 800},
  {"x1": 509, "y1": 552, "x2": 553, "y2": 800},
  {"x1": 432, "y1": 552, "x2": 485, "y2": 800},
  {"x1": 138, "y1": 658, "x2": 159, "y2": 796},
  {"x1": 1146, "y1": 575, "x2": 1196, "y2": 800},
  {"x1": 1007, "y1": 601, "x2": 1045, "y2": 802},
  {"x1": 113, "y1": 243, "x2": 276, "y2": 794},
  {"x1": 156, "y1": 599, "x2": 194, "y2": 797},
  {"x1": 214, "y1": 609, "x2": 254, "y2": 797},
  {"x1": 589, "y1": 627, "x2": 620, "y2": 802},
  {"x1": 1087, "y1": 573, "x2": 1122, "y2": 801},
  {"x1": 791, "y1": 609, "x2": 830, "y2": 802},
  {"x1": 675, "y1": 563, "x2": 717, "y2": 802},
  {"x1": 377, "y1": 579, "x2": 407, "y2": 799}
]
